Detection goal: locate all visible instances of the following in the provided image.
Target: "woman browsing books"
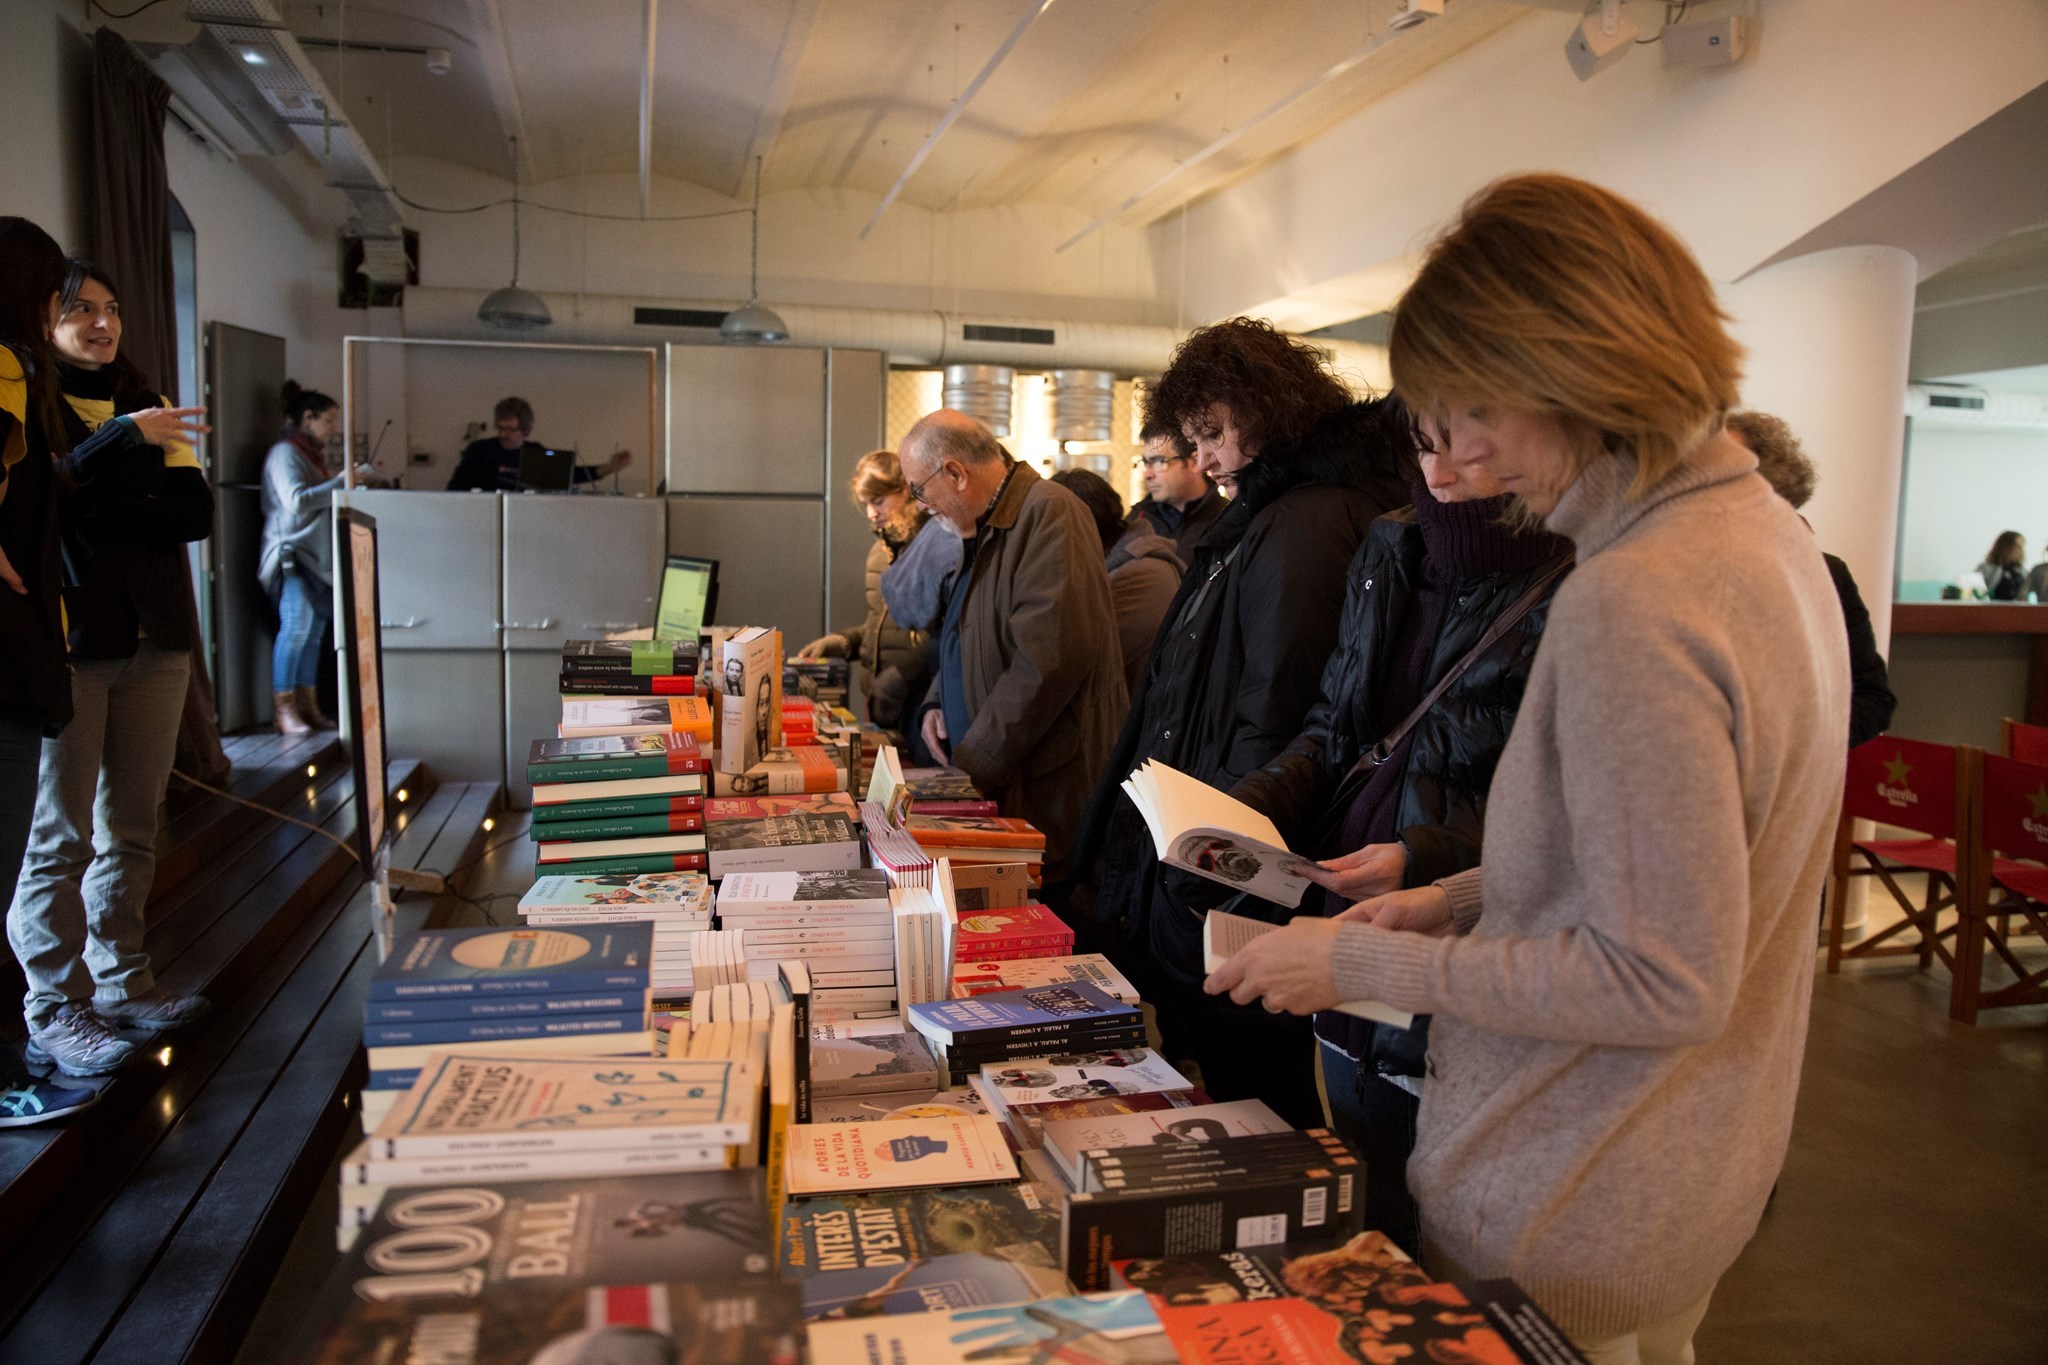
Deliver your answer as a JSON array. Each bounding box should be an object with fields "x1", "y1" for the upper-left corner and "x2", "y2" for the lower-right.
[
  {"x1": 1206, "y1": 175, "x2": 1849, "y2": 1364},
  {"x1": 1073, "y1": 319, "x2": 1415, "y2": 1129},
  {"x1": 1195, "y1": 401, "x2": 1573, "y2": 1256}
]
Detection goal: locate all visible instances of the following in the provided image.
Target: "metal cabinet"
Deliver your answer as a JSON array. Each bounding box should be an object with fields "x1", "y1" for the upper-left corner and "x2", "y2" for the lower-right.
[
  {"x1": 501, "y1": 494, "x2": 665, "y2": 651},
  {"x1": 664, "y1": 345, "x2": 827, "y2": 495},
  {"x1": 382, "y1": 651, "x2": 506, "y2": 787},
  {"x1": 341, "y1": 489, "x2": 502, "y2": 651},
  {"x1": 667, "y1": 495, "x2": 825, "y2": 641}
]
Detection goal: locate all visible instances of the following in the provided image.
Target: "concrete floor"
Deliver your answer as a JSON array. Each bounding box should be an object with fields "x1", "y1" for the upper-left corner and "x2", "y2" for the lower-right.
[{"x1": 1696, "y1": 960, "x2": 2048, "y2": 1364}]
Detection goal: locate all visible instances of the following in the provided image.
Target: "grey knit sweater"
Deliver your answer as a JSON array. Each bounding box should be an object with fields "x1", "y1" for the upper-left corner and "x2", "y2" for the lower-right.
[{"x1": 1330, "y1": 436, "x2": 1849, "y2": 1340}]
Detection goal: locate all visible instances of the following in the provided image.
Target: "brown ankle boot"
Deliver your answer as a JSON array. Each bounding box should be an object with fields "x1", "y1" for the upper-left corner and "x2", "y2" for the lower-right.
[
  {"x1": 295, "y1": 686, "x2": 339, "y2": 730},
  {"x1": 273, "y1": 690, "x2": 312, "y2": 736}
]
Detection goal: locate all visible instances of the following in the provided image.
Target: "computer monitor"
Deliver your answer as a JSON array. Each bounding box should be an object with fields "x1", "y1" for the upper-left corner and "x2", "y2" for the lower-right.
[
  {"x1": 517, "y1": 445, "x2": 575, "y2": 492},
  {"x1": 655, "y1": 555, "x2": 719, "y2": 642}
]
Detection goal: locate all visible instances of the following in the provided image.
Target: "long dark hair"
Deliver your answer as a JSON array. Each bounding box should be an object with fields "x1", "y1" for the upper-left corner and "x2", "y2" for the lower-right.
[
  {"x1": 0, "y1": 217, "x2": 73, "y2": 454},
  {"x1": 57, "y1": 259, "x2": 156, "y2": 400},
  {"x1": 1989, "y1": 530, "x2": 2026, "y2": 569}
]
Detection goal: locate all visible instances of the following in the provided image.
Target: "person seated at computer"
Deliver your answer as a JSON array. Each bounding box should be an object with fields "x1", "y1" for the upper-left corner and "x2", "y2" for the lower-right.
[{"x1": 446, "y1": 396, "x2": 631, "y2": 491}]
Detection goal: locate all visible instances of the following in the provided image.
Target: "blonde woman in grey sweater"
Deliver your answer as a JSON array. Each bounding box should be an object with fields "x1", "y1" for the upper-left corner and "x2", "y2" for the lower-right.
[{"x1": 1207, "y1": 175, "x2": 1849, "y2": 1364}]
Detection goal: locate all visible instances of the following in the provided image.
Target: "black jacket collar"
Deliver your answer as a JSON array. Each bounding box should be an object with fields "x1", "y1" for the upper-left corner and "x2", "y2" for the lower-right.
[{"x1": 1231, "y1": 399, "x2": 1411, "y2": 518}]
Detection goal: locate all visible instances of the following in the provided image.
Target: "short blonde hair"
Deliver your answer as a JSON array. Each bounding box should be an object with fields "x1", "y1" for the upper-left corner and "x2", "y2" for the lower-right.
[
  {"x1": 1391, "y1": 174, "x2": 1742, "y2": 495},
  {"x1": 849, "y1": 449, "x2": 903, "y2": 505}
]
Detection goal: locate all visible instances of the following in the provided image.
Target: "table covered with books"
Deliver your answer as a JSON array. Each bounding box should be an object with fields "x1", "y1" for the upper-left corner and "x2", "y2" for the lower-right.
[{"x1": 292, "y1": 632, "x2": 1589, "y2": 1364}]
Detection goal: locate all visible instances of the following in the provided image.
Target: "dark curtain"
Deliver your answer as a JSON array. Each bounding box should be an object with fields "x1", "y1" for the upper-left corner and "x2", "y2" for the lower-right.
[
  {"x1": 90, "y1": 28, "x2": 231, "y2": 782},
  {"x1": 88, "y1": 28, "x2": 176, "y2": 392}
]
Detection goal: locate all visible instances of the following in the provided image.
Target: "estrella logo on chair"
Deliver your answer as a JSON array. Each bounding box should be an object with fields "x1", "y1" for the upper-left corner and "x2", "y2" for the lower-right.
[
  {"x1": 2023, "y1": 785, "x2": 2048, "y2": 844},
  {"x1": 1876, "y1": 752, "x2": 1918, "y2": 809}
]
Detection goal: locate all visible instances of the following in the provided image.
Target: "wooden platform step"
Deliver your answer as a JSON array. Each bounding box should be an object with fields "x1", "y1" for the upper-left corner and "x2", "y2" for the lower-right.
[{"x1": 0, "y1": 756, "x2": 500, "y2": 1364}]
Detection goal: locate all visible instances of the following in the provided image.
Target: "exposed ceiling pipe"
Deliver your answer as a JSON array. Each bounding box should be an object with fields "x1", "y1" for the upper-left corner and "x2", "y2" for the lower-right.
[
  {"x1": 638, "y1": 0, "x2": 659, "y2": 217},
  {"x1": 859, "y1": 0, "x2": 1058, "y2": 240},
  {"x1": 1056, "y1": 24, "x2": 1407, "y2": 254},
  {"x1": 737, "y1": 0, "x2": 824, "y2": 196}
]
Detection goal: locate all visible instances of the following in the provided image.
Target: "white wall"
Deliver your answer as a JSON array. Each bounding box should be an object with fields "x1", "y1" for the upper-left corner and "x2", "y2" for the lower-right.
[
  {"x1": 1898, "y1": 427, "x2": 2048, "y2": 592},
  {"x1": 1165, "y1": 0, "x2": 2048, "y2": 330},
  {"x1": 0, "y1": 0, "x2": 92, "y2": 251}
]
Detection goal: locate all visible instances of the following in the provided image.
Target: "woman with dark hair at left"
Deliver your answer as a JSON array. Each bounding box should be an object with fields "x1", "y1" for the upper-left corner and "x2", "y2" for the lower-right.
[
  {"x1": 0, "y1": 219, "x2": 160, "y2": 1117},
  {"x1": 6, "y1": 251, "x2": 213, "y2": 1085}
]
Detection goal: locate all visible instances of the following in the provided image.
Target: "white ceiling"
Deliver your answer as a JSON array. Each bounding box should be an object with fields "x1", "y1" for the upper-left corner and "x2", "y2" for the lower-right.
[{"x1": 284, "y1": 0, "x2": 1529, "y2": 219}]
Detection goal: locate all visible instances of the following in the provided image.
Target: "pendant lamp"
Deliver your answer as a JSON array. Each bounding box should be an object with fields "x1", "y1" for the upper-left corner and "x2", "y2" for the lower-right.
[
  {"x1": 478, "y1": 138, "x2": 551, "y2": 330},
  {"x1": 721, "y1": 156, "x2": 788, "y2": 344}
]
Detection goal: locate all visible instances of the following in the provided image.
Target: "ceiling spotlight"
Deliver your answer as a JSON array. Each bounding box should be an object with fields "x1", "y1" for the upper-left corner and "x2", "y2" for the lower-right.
[
  {"x1": 238, "y1": 46, "x2": 267, "y2": 65},
  {"x1": 1565, "y1": 0, "x2": 1639, "y2": 80},
  {"x1": 425, "y1": 46, "x2": 452, "y2": 75},
  {"x1": 1388, "y1": 0, "x2": 1444, "y2": 31}
]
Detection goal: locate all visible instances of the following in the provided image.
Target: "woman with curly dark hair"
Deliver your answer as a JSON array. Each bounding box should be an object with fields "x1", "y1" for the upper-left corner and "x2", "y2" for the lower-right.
[{"x1": 1072, "y1": 317, "x2": 1413, "y2": 1127}]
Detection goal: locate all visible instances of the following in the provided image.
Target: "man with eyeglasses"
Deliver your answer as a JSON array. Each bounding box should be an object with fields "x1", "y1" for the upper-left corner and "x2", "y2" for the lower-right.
[
  {"x1": 1127, "y1": 418, "x2": 1227, "y2": 557},
  {"x1": 902, "y1": 409, "x2": 1125, "y2": 908}
]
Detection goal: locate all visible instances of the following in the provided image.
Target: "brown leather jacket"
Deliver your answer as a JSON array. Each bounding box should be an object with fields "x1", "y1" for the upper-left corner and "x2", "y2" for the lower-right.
[{"x1": 926, "y1": 463, "x2": 1127, "y2": 882}]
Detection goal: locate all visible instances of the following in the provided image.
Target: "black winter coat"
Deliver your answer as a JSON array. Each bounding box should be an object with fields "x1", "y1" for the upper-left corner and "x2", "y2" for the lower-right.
[
  {"x1": 1074, "y1": 399, "x2": 1413, "y2": 989},
  {"x1": 1230, "y1": 506, "x2": 1570, "y2": 1068},
  {"x1": 1825, "y1": 552, "x2": 1895, "y2": 750}
]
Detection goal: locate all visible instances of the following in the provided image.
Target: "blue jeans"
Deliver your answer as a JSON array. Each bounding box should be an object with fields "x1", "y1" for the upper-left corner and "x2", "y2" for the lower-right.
[
  {"x1": 7, "y1": 644, "x2": 190, "y2": 1028},
  {"x1": 273, "y1": 574, "x2": 326, "y2": 690},
  {"x1": 1319, "y1": 1041, "x2": 1423, "y2": 1257}
]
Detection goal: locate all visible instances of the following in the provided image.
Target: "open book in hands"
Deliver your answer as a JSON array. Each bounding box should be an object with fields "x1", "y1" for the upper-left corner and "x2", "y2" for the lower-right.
[
  {"x1": 1201, "y1": 908, "x2": 1415, "y2": 1029},
  {"x1": 1120, "y1": 760, "x2": 1314, "y2": 908}
]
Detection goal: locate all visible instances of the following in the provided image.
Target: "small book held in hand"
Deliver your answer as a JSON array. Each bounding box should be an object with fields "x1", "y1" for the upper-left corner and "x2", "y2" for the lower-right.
[
  {"x1": 1121, "y1": 760, "x2": 1313, "y2": 906},
  {"x1": 1202, "y1": 909, "x2": 1414, "y2": 1029}
]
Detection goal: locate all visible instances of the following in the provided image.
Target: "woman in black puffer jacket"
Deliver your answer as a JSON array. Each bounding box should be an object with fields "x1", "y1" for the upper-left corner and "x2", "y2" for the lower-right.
[
  {"x1": 1225, "y1": 423, "x2": 1571, "y2": 1254},
  {"x1": 1073, "y1": 319, "x2": 1413, "y2": 1129}
]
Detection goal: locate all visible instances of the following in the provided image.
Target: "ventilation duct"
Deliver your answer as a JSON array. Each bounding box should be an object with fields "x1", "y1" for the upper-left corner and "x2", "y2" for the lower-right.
[
  {"x1": 1905, "y1": 383, "x2": 2048, "y2": 430},
  {"x1": 943, "y1": 365, "x2": 1017, "y2": 436},
  {"x1": 400, "y1": 288, "x2": 1174, "y2": 373},
  {"x1": 1051, "y1": 369, "x2": 1115, "y2": 442},
  {"x1": 176, "y1": 0, "x2": 408, "y2": 240}
]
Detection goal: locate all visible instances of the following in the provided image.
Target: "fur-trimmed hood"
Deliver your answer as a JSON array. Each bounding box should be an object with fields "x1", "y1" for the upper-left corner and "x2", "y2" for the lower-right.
[{"x1": 1231, "y1": 397, "x2": 1414, "y2": 518}]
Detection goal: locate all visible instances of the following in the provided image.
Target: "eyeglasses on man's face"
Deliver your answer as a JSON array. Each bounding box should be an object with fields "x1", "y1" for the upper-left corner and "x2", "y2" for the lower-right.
[
  {"x1": 1132, "y1": 452, "x2": 1191, "y2": 471},
  {"x1": 906, "y1": 461, "x2": 950, "y2": 505}
]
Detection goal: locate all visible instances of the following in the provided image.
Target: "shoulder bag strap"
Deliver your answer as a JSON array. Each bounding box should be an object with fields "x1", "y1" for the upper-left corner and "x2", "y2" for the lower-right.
[{"x1": 1353, "y1": 553, "x2": 1573, "y2": 774}]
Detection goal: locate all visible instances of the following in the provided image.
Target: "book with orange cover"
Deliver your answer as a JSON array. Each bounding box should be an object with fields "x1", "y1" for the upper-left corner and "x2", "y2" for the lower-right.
[
  {"x1": 559, "y1": 696, "x2": 713, "y2": 744},
  {"x1": 906, "y1": 814, "x2": 1046, "y2": 851}
]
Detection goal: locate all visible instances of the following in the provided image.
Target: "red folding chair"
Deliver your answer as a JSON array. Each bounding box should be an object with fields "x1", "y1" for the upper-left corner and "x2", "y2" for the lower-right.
[
  {"x1": 2002, "y1": 716, "x2": 2048, "y2": 766},
  {"x1": 1954, "y1": 750, "x2": 2048, "y2": 1023},
  {"x1": 1827, "y1": 737, "x2": 1969, "y2": 976}
]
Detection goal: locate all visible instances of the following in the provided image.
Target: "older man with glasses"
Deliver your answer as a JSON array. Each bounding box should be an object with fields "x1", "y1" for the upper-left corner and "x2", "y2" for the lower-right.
[
  {"x1": 903, "y1": 409, "x2": 1126, "y2": 912},
  {"x1": 1127, "y1": 418, "x2": 1228, "y2": 557}
]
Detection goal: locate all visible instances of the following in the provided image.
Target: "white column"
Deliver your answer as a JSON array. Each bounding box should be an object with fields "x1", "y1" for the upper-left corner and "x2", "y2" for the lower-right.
[{"x1": 1721, "y1": 245, "x2": 1918, "y2": 649}]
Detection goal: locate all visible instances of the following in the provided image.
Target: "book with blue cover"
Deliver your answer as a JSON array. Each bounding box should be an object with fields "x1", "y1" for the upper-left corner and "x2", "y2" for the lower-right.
[
  {"x1": 908, "y1": 982, "x2": 1140, "y2": 1046},
  {"x1": 363, "y1": 990, "x2": 650, "y2": 1024},
  {"x1": 361, "y1": 1010, "x2": 648, "y2": 1049},
  {"x1": 369, "y1": 923, "x2": 653, "y2": 1000}
]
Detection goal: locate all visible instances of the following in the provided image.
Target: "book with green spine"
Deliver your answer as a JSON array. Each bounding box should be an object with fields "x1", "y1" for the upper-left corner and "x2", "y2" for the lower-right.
[
  {"x1": 540, "y1": 850, "x2": 709, "y2": 876},
  {"x1": 529, "y1": 791, "x2": 705, "y2": 822},
  {"x1": 526, "y1": 810, "x2": 707, "y2": 842},
  {"x1": 527, "y1": 732, "x2": 706, "y2": 784}
]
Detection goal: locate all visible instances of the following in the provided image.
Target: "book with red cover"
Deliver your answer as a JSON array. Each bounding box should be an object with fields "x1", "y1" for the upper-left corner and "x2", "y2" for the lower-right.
[
  {"x1": 705, "y1": 792, "x2": 858, "y2": 821},
  {"x1": 906, "y1": 815, "x2": 1047, "y2": 851},
  {"x1": 951, "y1": 903, "x2": 1074, "y2": 962},
  {"x1": 559, "y1": 672, "x2": 697, "y2": 696},
  {"x1": 1153, "y1": 1279, "x2": 1584, "y2": 1365}
]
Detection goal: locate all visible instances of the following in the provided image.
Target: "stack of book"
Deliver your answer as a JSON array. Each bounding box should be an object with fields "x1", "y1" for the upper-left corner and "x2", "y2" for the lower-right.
[
  {"x1": 862, "y1": 800, "x2": 933, "y2": 886},
  {"x1": 528, "y1": 733, "x2": 709, "y2": 876},
  {"x1": 905, "y1": 813, "x2": 1046, "y2": 872},
  {"x1": 952, "y1": 952, "x2": 1138, "y2": 1002},
  {"x1": 516, "y1": 871, "x2": 711, "y2": 1000},
  {"x1": 717, "y1": 870, "x2": 899, "y2": 1018},
  {"x1": 890, "y1": 881, "x2": 954, "y2": 1026},
  {"x1": 558, "y1": 637, "x2": 699, "y2": 696},
  {"x1": 785, "y1": 655, "x2": 849, "y2": 706},
  {"x1": 689, "y1": 927, "x2": 748, "y2": 993},
  {"x1": 906, "y1": 981, "x2": 1145, "y2": 1088},
  {"x1": 969, "y1": 1046, "x2": 1204, "y2": 1148},
  {"x1": 357, "y1": 922, "x2": 656, "y2": 1130},
  {"x1": 950, "y1": 902, "x2": 1074, "y2": 964},
  {"x1": 901, "y1": 765, "x2": 998, "y2": 816},
  {"x1": 703, "y1": 792, "x2": 862, "y2": 877}
]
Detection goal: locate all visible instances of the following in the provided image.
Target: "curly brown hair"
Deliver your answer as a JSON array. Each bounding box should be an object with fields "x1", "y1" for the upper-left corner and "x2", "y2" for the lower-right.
[
  {"x1": 1726, "y1": 411, "x2": 1815, "y2": 510},
  {"x1": 1145, "y1": 317, "x2": 1351, "y2": 459}
]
